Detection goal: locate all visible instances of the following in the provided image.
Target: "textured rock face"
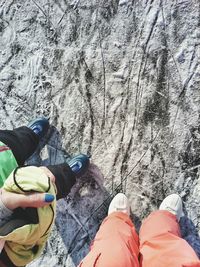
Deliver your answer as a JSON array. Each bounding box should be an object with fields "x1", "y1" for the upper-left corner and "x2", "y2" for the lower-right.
[{"x1": 0, "y1": 0, "x2": 200, "y2": 266}]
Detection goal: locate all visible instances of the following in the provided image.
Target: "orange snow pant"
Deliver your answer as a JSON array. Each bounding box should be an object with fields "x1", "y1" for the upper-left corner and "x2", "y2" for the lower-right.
[
  {"x1": 78, "y1": 211, "x2": 200, "y2": 267},
  {"x1": 140, "y1": 210, "x2": 200, "y2": 267},
  {"x1": 78, "y1": 212, "x2": 140, "y2": 267}
]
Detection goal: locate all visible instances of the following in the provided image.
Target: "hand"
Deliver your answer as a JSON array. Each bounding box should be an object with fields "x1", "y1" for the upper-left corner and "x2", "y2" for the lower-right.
[{"x1": 0, "y1": 189, "x2": 55, "y2": 210}]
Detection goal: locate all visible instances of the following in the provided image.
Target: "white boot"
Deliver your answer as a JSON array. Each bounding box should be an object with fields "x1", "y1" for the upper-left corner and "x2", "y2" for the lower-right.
[
  {"x1": 108, "y1": 193, "x2": 130, "y2": 216},
  {"x1": 159, "y1": 194, "x2": 184, "y2": 221}
]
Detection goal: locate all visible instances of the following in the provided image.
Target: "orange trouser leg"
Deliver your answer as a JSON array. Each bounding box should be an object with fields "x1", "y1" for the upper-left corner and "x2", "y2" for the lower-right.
[
  {"x1": 78, "y1": 212, "x2": 140, "y2": 267},
  {"x1": 139, "y1": 210, "x2": 200, "y2": 267}
]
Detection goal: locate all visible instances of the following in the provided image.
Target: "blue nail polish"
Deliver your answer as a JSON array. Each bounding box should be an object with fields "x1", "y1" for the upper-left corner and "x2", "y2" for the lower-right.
[{"x1": 45, "y1": 194, "x2": 55, "y2": 203}]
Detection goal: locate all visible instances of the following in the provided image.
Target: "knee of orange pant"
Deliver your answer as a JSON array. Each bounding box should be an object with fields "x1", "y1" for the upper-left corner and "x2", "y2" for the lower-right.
[
  {"x1": 139, "y1": 210, "x2": 181, "y2": 245},
  {"x1": 95, "y1": 212, "x2": 138, "y2": 239}
]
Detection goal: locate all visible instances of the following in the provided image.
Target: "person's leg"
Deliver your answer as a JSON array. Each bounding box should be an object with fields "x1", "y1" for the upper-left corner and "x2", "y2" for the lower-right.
[
  {"x1": 78, "y1": 193, "x2": 140, "y2": 267},
  {"x1": 47, "y1": 154, "x2": 90, "y2": 200},
  {"x1": 0, "y1": 127, "x2": 39, "y2": 166},
  {"x1": 47, "y1": 163, "x2": 76, "y2": 200},
  {"x1": 0, "y1": 117, "x2": 49, "y2": 166},
  {"x1": 139, "y1": 194, "x2": 200, "y2": 267}
]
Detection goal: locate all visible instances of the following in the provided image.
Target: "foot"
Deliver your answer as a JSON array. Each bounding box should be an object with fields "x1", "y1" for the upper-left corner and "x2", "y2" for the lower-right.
[
  {"x1": 159, "y1": 194, "x2": 184, "y2": 221},
  {"x1": 27, "y1": 117, "x2": 49, "y2": 139},
  {"x1": 68, "y1": 154, "x2": 90, "y2": 178},
  {"x1": 108, "y1": 193, "x2": 130, "y2": 216}
]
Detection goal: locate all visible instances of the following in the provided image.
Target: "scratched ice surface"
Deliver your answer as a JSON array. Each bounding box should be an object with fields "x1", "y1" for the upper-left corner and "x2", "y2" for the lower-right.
[{"x1": 0, "y1": 0, "x2": 200, "y2": 266}]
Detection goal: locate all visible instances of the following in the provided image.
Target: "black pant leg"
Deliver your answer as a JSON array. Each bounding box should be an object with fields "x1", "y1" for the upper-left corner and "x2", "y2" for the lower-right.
[
  {"x1": 0, "y1": 126, "x2": 39, "y2": 166},
  {"x1": 47, "y1": 163, "x2": 76, "y2": 200}
]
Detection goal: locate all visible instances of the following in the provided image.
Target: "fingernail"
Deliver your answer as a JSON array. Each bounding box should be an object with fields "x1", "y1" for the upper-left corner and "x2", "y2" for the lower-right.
[{"x1": 45, "y1": 194, "x2": 55, "y2": 203}]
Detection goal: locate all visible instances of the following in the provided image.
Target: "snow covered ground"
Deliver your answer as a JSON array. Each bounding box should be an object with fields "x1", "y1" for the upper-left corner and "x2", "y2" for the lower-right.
[{"x1": 0, "y1": 0, "x2": 200, "y2": 266}]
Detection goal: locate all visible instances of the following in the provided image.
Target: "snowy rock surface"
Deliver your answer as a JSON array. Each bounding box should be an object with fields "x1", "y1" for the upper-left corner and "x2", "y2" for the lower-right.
[{"x1": 0, "y1": 0, "x2": 200, "y2": 266}]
